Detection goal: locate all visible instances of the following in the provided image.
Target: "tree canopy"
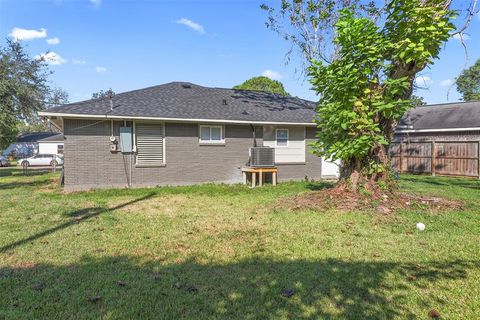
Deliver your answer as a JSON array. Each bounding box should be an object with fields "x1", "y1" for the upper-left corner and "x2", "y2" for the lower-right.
[
  {"x1": 92, "y1": 88, "x2": 115, "y2": 99},
  {"x1": 411, "y1": 95, "x2": 426, "y2": 107},
  {"x1": 0, "y1": 39, "x2": 68, "y2": 149},
  {"x1": 233, "y1": 76, "x2": 290, "y2": 96},
  {"x1": 263, "y1": 0, "x2": 476, "y2": 190},
  {"x1": 456, "y1": 59, "x2": 480, "y2": 101}
]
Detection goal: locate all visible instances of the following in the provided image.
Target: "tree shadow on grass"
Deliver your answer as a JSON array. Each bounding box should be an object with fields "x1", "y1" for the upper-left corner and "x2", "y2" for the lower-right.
[
  {"x1": 0, "y1": 179, "x2": 51, "y2": 190},
  {"x1": 0, "y1": 168, "x2": 53, "y2": 178},
  {"x1": 0, "y1": 193, "x2": 156, "y2": 253},
  {"x1": 0, "y1": 169, "x2": 58, "y2": 190},
  {"x1": 401, "y1": 176, "x2": 480, "y2": 191},
  {"x1": 0, "y1": 255, "x2": 477, "y2": 319},
  {"x1": 305, "y1": 180, "x2": 336, "y2": 191}
]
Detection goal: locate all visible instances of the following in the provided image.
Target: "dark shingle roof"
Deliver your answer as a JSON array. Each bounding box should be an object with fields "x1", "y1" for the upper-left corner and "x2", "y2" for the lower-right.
[
  {"x1": 399, "y1": 101, "x2": 480, "y2": 130},
  {"x1": 17, "y1": 132, "x2": 59, "y2": 143},
  {"x1": 37, "y1": 133, "x2": 63, "y2": 142},
  {"x1": 44, "y1": 82, "x2": 317, "y2": 124}
]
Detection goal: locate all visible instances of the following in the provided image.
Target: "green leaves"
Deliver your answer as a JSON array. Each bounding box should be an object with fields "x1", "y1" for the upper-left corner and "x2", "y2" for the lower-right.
[
  {"x1": 456, "y1": 58, "x2": 480, "y2": 101},
  {"x1": 308, "y1": 0, "x2": 455, "y2": 177},
  {"x1": 0, "y1": 40, "x2": 68, "y2": 149},
  {"x1": 384, "y1": 0, "x2": 455, "y2": 70}
]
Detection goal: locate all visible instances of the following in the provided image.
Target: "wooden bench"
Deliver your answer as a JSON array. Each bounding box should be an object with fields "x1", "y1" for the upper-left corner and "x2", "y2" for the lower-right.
[{"x1": 242, "y1": 167, "x2": 277, "y2": 187}]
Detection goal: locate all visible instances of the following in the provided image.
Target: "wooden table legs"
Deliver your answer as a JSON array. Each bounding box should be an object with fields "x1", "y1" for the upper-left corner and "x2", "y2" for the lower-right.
[{"x1": 242, "y1": 167, "x2": 278, "y2": 187}]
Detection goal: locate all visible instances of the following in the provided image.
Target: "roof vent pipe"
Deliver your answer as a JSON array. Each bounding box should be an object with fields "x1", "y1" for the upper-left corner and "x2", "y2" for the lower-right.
[
  {"x1": 108, "y1": 92, "x2": 114, "y2": 111},
  {"x1": 222, "y1": 99, "x2": 227, "y2": 105}
]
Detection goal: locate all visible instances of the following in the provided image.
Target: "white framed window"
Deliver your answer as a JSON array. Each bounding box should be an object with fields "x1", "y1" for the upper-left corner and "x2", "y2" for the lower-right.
[
  {"x1": 199, "y1": 125, "x2": 225, "y2": 144},
  {"x1": 275, "y1": 128, "x2": 289, "y2": 147}
]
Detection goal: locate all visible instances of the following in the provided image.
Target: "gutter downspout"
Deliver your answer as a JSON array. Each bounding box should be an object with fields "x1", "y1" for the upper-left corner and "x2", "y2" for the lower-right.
[
  {"x1": 250, "y1": 124, "x2": 257, "y2": 147},
  {"x1": 247, "y1": 124, "x2": 258, "y2": 167}
]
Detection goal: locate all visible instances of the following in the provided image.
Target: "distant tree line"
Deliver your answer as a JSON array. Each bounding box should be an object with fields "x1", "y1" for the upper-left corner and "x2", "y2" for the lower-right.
[{"x1": 233, "y1": 76, "x2": 290, "y2": 96}]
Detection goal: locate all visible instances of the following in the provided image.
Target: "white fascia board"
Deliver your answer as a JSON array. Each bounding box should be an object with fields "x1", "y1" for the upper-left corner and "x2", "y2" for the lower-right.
[
  {"x1": 38, "y1": 111, "x2": 317, "y2": 127},
  {"x1": 396, "y1": 127, "x2": 480, "y2": 133}
]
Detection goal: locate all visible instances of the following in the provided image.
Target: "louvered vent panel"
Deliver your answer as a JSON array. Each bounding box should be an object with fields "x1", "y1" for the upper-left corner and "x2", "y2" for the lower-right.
[{"x1": 136, "y1": 124, "x2": 164, "y2": 165}]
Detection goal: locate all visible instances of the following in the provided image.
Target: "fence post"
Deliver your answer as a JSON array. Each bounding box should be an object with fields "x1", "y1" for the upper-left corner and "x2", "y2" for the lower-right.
[
  {"x1": 399, "y1": 142, "x2": 404, "y2": 173},
  {"x1": 478, "y1": 141, "x2": 480, "y2": 179},
  {"x1": 431, "y1": 141, "x2": 436, "y2": 177}
]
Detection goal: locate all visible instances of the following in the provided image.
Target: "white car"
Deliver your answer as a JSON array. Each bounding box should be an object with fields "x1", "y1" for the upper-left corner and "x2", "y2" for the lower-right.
[{"x1": 18, "y1": 154, "x2": 63, "y2": 167}]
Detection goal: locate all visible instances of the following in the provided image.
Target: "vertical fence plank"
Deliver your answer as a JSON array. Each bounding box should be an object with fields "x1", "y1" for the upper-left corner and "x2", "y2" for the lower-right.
[
  {"x1": 478, "y1": 141, "x2": 480, "y2": 179},
  {"x1": 431, "y1": 141, "x2": 436, "y2": 176},
  {"x1": 400, "y1": 142, "x2": 403, "y2": 173}
]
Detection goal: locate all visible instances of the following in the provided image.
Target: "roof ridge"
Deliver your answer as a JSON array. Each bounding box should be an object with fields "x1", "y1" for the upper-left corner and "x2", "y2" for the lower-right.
[
  {"x1": 214, "y1": 86, "x2": 316, "y2": 105},
  {"x1": 53, "y1": 81, "x2": 195, "y2": 108},
  {"x1": 419, "y1": 100, "x2": 480, "y2": 108}
]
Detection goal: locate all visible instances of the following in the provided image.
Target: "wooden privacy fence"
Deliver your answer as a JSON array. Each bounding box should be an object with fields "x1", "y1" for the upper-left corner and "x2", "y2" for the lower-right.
[{"x1": 389, "y1": 141, "x2": 480, "y2": 178}]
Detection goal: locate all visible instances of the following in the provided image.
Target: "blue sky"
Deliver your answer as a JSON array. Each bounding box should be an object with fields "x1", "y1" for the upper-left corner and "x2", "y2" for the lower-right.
[{"x1": 1, "y1": 0, "x2": 479, "y2": 104}]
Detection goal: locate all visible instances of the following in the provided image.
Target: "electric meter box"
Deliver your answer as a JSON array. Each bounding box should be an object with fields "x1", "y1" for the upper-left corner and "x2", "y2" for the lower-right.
[{"x1": 120, "y1": 127, "x2": 133, "y2": 153}]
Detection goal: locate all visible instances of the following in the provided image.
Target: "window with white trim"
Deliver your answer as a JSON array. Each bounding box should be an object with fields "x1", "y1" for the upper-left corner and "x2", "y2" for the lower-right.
[
  {"x1": 136, "y1": 123, "x2": 165, "y2": 166},
  {"x1": 199, "y1": 125, "x2": 224, "y2": 143},
  {"x1": 276, "y1": 129, "x2": 289, "y2": 147}
]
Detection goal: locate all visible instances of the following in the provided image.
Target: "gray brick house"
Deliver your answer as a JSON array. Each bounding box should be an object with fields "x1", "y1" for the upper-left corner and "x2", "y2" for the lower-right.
[{"x1": 40, "y1": 82, "x2": 337, "y2": 191}]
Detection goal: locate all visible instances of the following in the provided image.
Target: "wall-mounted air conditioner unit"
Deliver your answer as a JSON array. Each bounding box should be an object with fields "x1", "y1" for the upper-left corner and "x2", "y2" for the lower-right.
[{"x1": 249, "y1": 147, "x2": 275, "y2": 167}]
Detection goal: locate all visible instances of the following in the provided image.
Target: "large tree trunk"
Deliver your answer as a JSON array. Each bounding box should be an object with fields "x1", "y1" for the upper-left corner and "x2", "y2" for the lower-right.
[
  {"x1": 338, "y1": 115, "x2": 397, "y2": 192},
  {"x1": 336, "y1": 62, "x2": 421, "y2": 193},
  {"x1": 338, "y1": 143, "x2": 392, "y2": 192}
]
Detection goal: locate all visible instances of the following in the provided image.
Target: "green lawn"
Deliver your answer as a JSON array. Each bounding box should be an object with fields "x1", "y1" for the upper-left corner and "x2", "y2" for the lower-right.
[{"x1": 0, "y1": 170, "x2": 479, "y2": 319}]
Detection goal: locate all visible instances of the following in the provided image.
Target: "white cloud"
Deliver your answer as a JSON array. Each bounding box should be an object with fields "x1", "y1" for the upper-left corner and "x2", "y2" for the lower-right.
[
  {"x1": 35, "y1": 52, "x2": 67, "y2": 65},
  {"x1": 262, "y1": 70, "x2": 282, "y2": 80},
  {"x1": 414, "y1": 75, "x2": 432, "y2": 88},
  {"x1": 176, "y1": 18, "x2": 205, "y2": 34},
  {"x1": 451, "y1": 33, "x2": 470, "y2": 41},
  {"x1": 46, "y1": 37, "x2": 60, "y2": 45},
  {"x1": 90, "y1": 0, "x2": 101, "y2": 5},
  {"x1": 439, "y1": 79, "x2": 454, "y2": 87},
  {"x1": 95, "y1": 66, "x2": 107, "y2": 73},
  {"x1": 9, "y1": 27, "x2": 47, "y2": 41},
  {"x1": 72, "y1": 59, "x2": 87, "y2": 65}
]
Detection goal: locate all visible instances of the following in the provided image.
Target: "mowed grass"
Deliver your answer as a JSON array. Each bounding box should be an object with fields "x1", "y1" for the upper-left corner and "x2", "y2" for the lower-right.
[{"x1": 0, "y1": 169, "x2": 479, "y2": 319}]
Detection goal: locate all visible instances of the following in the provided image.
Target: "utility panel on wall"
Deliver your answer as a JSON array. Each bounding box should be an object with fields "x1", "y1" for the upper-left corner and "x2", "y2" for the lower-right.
[{"x1": 120, "y1": 127, "x2": 133, "y2": 153}]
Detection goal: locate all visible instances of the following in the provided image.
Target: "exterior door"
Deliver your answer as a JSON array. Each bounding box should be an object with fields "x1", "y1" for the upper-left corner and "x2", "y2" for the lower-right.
[{"x1": 321, "y1": 157, "x2": 340, "y2": 179}]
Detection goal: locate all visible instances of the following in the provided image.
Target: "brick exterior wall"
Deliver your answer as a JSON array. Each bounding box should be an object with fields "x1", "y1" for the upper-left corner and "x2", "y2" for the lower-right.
[{"x1": 63, "y1": 119, "x2": 322, "y2": 191}]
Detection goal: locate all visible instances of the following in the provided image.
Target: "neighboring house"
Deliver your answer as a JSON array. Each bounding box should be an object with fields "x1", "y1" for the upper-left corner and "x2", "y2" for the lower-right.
[
  {"x1": 39, "y1": 82, "x2": 339, "y2": 191},
  {"x1": 393, "y1": 101, "x2": 480, "y2": 177},
  {"x1": 2, "y1": 132, "x2": 60, "y2": 159},
  {"x1": 395, "y1": 101, "x2": 480, "y2": 141},
  {"x1": 38, "y1": 133, "x2": 64, "y2": 155}
]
